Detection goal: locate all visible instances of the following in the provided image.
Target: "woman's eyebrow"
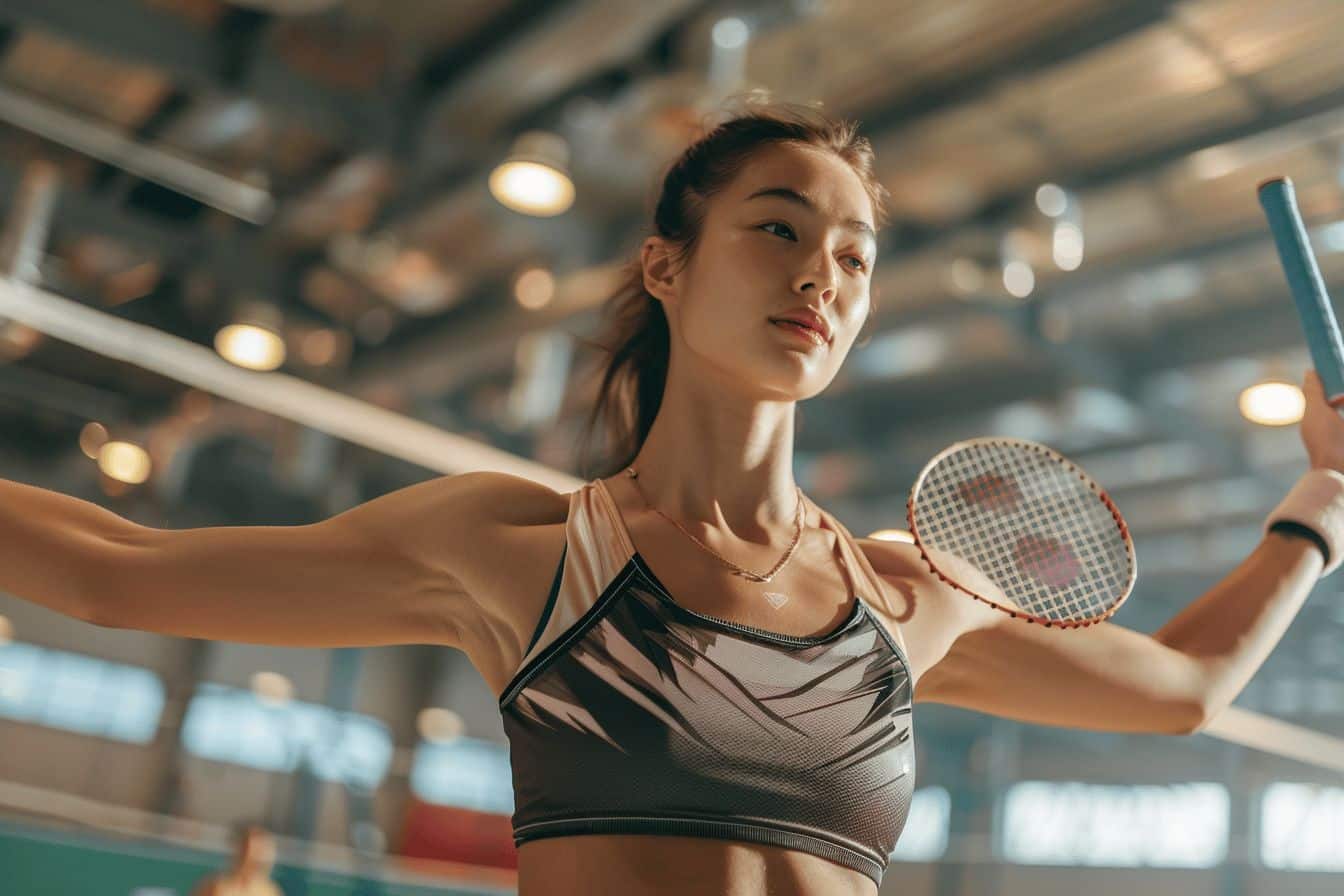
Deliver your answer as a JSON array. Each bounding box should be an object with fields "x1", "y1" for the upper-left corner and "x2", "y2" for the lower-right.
[{"x1": 745, "y1": 186, "x2": 876, "y2": 248}]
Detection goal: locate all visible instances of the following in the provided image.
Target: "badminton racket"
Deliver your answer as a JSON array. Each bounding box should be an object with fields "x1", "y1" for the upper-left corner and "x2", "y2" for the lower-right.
[{"x1": 904, "y1": 436, "x2": 1137, "y2": 629}]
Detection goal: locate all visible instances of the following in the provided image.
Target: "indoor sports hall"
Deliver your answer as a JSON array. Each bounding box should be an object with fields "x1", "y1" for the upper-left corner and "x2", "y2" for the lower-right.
[{"x1": 2, "y1": 2, "x2": 1344, "y2": 895}]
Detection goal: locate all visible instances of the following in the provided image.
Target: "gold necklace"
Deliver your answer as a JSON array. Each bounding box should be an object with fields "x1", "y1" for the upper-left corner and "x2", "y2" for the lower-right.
[{"x1": 624, "y1": 466, "x2": 804, "y2": 607}]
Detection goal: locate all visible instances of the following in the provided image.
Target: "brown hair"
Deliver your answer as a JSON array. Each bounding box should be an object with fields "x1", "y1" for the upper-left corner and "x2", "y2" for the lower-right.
[{"x1": 576, "y1": 99, "x2": 890, "y2": 480}]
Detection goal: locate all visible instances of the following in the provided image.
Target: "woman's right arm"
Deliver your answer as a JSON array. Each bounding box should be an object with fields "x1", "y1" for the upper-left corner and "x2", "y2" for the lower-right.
[{"x1": 0, "y1": 470, "x2": 542, "y2": 649}]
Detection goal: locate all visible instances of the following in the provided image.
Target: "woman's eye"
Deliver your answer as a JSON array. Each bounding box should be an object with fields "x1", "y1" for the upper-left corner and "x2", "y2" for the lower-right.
[{"x1": 761, "y1": 223, "x2": 868, "y2": 272}]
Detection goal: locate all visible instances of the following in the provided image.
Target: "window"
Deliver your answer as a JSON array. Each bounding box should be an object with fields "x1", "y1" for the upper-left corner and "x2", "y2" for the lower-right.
[
  {"x1": 0, "y1": 642, "x2": 163, "y2": 743},
  {"x1": 1001, "y1": 781, "x2": 1228, "y2": 867},
  {"x1": 1260, "y1": 782, "x2": 1344, "y2": 871},
  {"x1": 181, "y1": 683, "x2": 391, "y2": 790},
  {"x1": 410, "y1": 736, "x2": 514, "y2": 814},
  {"x1": 890, "y1": 786, "x2": 951, "y2": 862}
]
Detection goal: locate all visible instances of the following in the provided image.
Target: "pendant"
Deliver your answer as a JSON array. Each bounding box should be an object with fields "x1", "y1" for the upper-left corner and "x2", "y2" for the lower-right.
[{"x1": 763, "y1": 591, "x2": 790, "y2": 609}]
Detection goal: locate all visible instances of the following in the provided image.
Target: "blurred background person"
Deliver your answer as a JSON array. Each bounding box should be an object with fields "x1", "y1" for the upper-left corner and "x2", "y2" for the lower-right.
[{"x1": 191, "y1": 822, "x2": 282, "y2": 896}]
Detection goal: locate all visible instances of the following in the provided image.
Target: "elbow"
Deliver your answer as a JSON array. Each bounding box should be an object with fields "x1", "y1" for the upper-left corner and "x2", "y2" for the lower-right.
[
  {"x1": 76, "y1": 535, "x2": 141, "y2": 630},
  {"x1": 81, "y1": 596, "x2": 126, "y2": 630},
  {"x1": 75, "y1": 567, "x2": 123, "y2": 630},
  {"x1": 1179, "y1": 698, "x2": 1220, "y2": 736}
]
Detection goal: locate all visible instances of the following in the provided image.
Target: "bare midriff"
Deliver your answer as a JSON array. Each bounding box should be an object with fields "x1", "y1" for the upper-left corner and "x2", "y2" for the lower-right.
[{"x1": 515, "y1": 835, "x2": 879, "y2": 896}]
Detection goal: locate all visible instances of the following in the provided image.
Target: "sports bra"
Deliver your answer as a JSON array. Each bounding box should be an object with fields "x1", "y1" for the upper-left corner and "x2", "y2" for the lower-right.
[{"x1": 498, "y1": 478, "x2": 915, "y2": 886}]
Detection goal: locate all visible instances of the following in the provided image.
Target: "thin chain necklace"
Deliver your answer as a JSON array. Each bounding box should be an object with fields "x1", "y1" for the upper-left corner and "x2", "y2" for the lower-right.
[{"x1": 624, "y1": 466, "x2": 804, "y2": 607}]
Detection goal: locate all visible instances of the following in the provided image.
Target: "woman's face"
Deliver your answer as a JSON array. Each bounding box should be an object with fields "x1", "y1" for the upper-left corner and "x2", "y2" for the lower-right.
[{"x1": 645, "y1": 141, "x2": 877, "y2": 401}]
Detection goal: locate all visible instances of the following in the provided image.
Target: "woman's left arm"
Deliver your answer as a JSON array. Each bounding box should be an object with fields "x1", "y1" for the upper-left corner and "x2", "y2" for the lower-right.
[
  {"x1": 896, "y1": 523, "x2": 1324, "y2": 736},
  {"x1": 1158, "y1": 368, "x2": 1344, "y2": 723},
  {"x1": 1150, "y1": 527, "x2": 1324, "y2": 724},
  {"x1": 903, "y1": 369, "x2": 1341, "y2": 735}
]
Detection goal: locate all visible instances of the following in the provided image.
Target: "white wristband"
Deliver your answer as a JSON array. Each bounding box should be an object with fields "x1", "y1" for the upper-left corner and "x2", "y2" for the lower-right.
[{"x1": 1262, "y1": 467, "x2": 1344, "y2": 577}]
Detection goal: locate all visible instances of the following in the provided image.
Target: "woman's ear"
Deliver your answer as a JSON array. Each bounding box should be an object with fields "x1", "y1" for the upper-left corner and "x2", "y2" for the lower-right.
[{"x1": 641, "y1": 236, "x2": 680, "y2": 305}]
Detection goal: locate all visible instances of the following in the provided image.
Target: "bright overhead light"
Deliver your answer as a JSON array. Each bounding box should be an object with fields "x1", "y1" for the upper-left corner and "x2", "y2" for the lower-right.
[
  {"x1": 98, "y1": 441, "x2": 151, "y2": 484},
  {"x1": 1035, "y1": 183, "x2": 1068, "y2": 217},
  {"x1": 712, "y1": 17, "x2": 750, "y2": 49},
  {"x1": 215, "y1": 300, "x2": 286, "y2": 371},
  {"x1": 1053, "y1": 222, "x2": 1085, "y2": 271},
  {"x1": 1188, "y1": 145, "x2": 1240, "y2": 180},
  {"x1": 514, "y1": 266, "x2": 556, "y2": 309},
  {"x1": 418, "y1": 708, "x2": 465, "y2": 744},
  {"x1": 1239, "y1": 381, "x2": 1304, "y2": 427},
  {"x1": 1003, "y1": 260, "x2": 1035, "y2": 298},
  {"x1": 489, "y1": 131, "x2": 575, "y2": 217},
  {"x1": 948, "y1": 257, "x2": 985, "y2": 295},
  {"x1": 250, "y1": 671, "x2": 294, "y2": 706},
  {"x1": 79, "y1": 422, "x2": 109, "y2": 459},
  {"x1": 215, "y1": 323, "x2": 285, "y2": 371},
  {"x1": 1319, "y1": 221, "x2": 1344, "y2": 253}
]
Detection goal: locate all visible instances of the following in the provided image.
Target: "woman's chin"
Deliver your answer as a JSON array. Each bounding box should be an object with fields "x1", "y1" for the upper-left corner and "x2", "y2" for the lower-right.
[{"x1": 745, "y1": 358, "x2": 836, "y2": 400}]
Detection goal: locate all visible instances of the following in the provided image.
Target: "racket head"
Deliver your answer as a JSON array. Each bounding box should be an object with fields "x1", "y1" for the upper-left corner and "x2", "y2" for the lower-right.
[{"x1": 905, "y1": 436, "x2": 1137, "y2": 628}]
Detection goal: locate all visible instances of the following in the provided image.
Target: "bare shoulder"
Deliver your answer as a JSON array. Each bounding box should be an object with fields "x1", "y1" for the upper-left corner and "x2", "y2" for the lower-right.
[
  {"x1": 854, "y1": 536, "x2": 1001, "y2": 689},
  {"x1": 430, "y1": 469, "x2": 571, "y2": 618},
  {"x1": 435, "y1": 469, "x2": 569, "y2": 527},
  {"x1": 856, "y1": 536, "x2": 1011, "y2": 623}
]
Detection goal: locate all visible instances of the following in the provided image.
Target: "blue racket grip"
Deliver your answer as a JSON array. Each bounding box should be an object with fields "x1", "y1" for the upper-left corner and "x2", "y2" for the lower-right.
[{"x1": 1257, "y1": 176, "x2": 1344, "y2": 408}]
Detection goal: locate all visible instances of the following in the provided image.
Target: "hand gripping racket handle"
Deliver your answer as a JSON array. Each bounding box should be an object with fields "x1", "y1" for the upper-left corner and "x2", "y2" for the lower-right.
[{"x1": 1257, "y1": 176, "x2": 1344, "y2": 408}]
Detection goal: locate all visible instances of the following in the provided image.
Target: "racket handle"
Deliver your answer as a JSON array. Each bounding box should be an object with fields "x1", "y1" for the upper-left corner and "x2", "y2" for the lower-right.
[{"x1": 1257, "y1": 177, "x2": 1344, "y2": 408}]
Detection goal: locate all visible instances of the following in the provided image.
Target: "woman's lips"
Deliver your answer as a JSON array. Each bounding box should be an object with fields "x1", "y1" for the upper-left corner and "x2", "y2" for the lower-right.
[{"x1": 772, "y1": 319, "x2": 827, "y2": 346}]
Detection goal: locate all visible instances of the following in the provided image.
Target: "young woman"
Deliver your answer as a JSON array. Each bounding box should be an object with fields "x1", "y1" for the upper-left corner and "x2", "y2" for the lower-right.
[{"x1": 2, "y1": 104, "x2": 1341, "y2": 896}]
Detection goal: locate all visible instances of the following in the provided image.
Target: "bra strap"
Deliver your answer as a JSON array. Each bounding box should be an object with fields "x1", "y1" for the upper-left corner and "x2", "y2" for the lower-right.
[{"x1": 820, "y1": 507, "x2": 911, "y2": 658}]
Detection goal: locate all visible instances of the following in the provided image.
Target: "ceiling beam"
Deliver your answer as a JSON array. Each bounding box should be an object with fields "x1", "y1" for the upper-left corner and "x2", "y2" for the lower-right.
[
  {"x1": 0, "y1": 0, "x2": 391, "y2": 148},
  {"x1": 0, "y1": 161, "x2": 285, "y2": 299},
  {"x1": 861, "y1": 0, "x2": 1179, "y2": 138},
  {"x1": 873, "y1": 209, "x2": 1307, "y2": 338},
  {"x1": 901, "y1": 84, "x2": 1344, "y2": 254}
]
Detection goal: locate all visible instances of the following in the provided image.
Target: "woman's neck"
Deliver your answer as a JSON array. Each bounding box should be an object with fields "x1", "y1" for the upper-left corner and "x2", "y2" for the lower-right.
[{"x1": 625, "y1": 384, "x2": 804, "y2": 543}]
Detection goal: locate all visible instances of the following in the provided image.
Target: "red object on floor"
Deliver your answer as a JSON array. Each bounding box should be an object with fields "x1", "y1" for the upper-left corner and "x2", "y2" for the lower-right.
[{"x1": 397, "y1": 797, "x2": 518, "y2": 870}]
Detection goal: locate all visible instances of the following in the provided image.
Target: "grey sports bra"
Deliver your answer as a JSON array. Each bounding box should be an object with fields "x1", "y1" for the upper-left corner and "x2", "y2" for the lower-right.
[{"x1": 498, "y1": 479, "x2": 915, "y2": 886}]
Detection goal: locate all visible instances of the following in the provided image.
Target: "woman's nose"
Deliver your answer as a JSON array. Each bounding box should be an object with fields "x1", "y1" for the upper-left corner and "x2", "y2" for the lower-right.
[
  {"x1": 793, "y1": 253, "x2": 839, "y2": 300},
  {"x1": 794, "y1": 273, "x2": 837, "y2": 302}
]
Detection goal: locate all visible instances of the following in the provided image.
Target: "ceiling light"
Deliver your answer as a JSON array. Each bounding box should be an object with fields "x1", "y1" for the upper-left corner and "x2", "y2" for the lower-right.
[
  {"x1": 1319, "y1": 221, "x2": 1344, "y2": 253},
  {"x1": 98, "y1": 440, "x2": 151, "y2": 484},
  {"x1": 250, "y1": 671, "x2": 294, "y2": 706},
  {"x1": 1053, "y1": 221, "x2": 1084, "y2": 271},
  {"x1": 948, "y1": 257, "x2": 985, "y2": 295},
  {"x1": 215, "y1": 300, "x2": 286, "y2": 371},
  {"x1": 1239, "y1": 381, "x2": 1304, "y2": 427},
  {"x1": 514, "y1": 266, "x2": 556, "y2": 309},
  {"x1": 79, "y1": 422, "x2": 109, "y2": 459},
  {"x1": 712, "y1": 17, "x2": 750, "y2": 49},
  {"x1": 1035, "y1": 183, "x2": 1068, "y2": 217},
  {"x1": 489, "y1": 131, "x2": 575, "y2": 217},
  {"x1": 418, "y1": 708, "x2": 465, "y2": 744},
  {"x1": 1003, "y1": 260, "x2": 1035, "y2": 298}
]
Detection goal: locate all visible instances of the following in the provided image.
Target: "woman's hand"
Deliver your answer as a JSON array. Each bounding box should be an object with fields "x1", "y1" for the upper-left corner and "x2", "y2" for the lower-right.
[{"x1": 1298, "y1": 368, "x2": 1344, "y2": 473}]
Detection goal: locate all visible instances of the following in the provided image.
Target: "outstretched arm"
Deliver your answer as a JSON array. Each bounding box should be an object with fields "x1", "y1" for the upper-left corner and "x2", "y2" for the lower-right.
[
  {"x1": 863, "y1": 531, "x2": 1323, "y2": 734},
  {"x1": 0, "y1": 470, "x2": 546, "y2": 649},
  {"x1": 1150, "y1": 528, "x2": 1324, "y2": 725}
]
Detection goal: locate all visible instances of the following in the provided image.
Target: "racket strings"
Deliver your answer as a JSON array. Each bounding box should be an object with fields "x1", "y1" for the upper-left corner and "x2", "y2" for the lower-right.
[{"x1": 913, "y1": 441, "x2": 1133, "y2": 624}]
